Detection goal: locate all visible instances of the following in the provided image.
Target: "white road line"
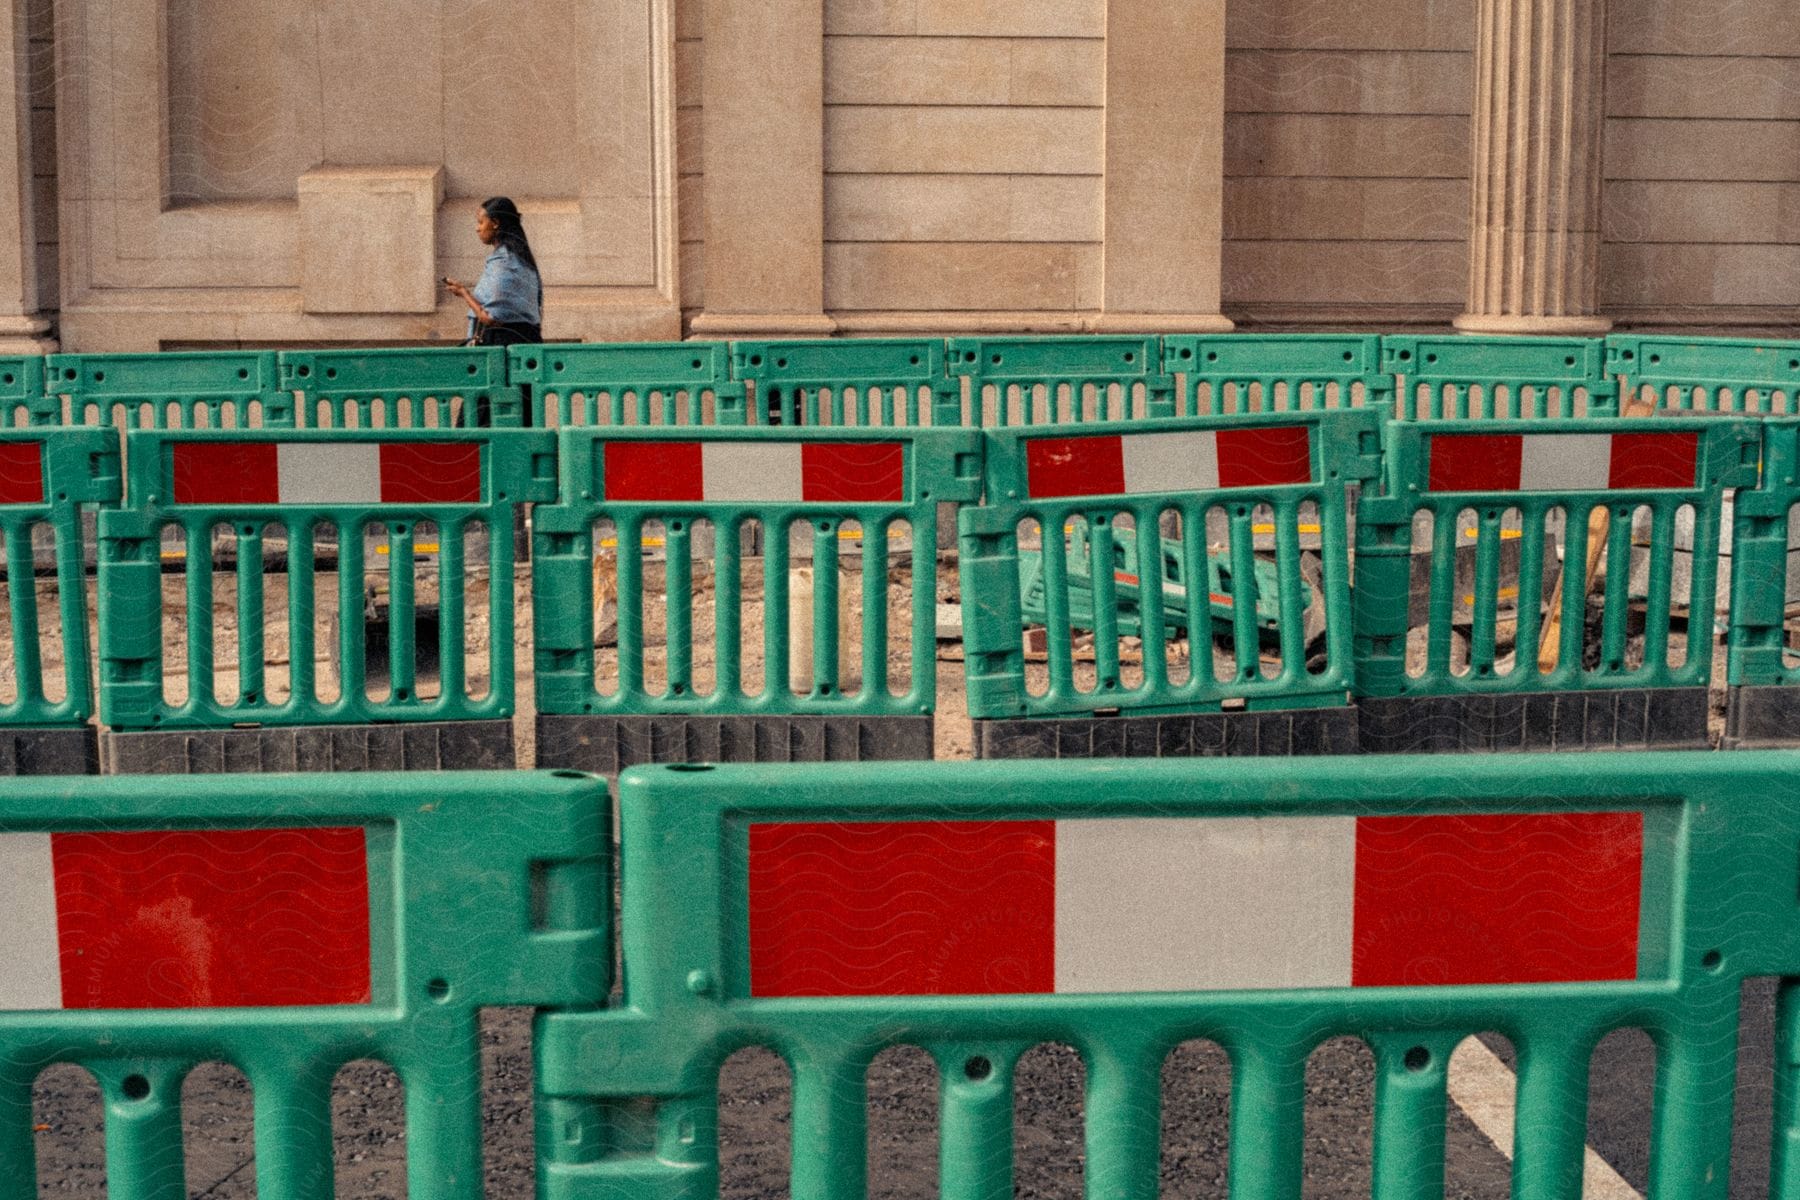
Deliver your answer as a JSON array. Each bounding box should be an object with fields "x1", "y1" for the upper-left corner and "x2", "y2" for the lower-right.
[{"x1": 1448, "y1": 1036, "x2": 1642, "y2": 1200}]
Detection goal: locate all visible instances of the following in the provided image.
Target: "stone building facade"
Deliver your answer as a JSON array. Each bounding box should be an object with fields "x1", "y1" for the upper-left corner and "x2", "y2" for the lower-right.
[{"x1": 0, "y1": 0, "x2": 1790, "y2": 351}]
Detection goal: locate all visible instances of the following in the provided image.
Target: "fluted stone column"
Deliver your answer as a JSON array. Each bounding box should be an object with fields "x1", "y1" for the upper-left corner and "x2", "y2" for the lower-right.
[{"x1": 1456, "y1": 0, "x2": 1611, "y2": 335}]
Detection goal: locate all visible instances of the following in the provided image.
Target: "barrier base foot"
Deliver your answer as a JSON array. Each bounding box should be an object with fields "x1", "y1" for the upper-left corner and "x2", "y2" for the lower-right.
[
  {"x1": 101, "y1": 720, "x2": 516, "y2": 774},
  {"x1": 1723, "y1": 686, "x2": 1800, "y2": 749},
  {"x1": 972, "y1": 707, "x2": 1359, "y2": 759},
  {"x1": 0, "y1": 726, "x2": 98, "y2": 775},
  {"x1": 536, "y1": 713, "x2": 934, "y2": 773},
  {"x1": 1356, "y1": 688, "x2": 1709, "y2": 754}
]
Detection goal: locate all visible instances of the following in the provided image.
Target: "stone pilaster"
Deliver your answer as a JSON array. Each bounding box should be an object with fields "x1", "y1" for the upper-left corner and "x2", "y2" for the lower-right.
[
  {"x1": 1457, "y1": 0, "x2": 1611, "y2": 335},
  {"x1": 0, "y1": 0, "x2": 51, "y2": 352},
  {"x1": 1095, "y1": 0, "x2": 1233, "y2": 334},
  {"x1": 688, "y1": 0, "x2": 833, "y2": 337}
]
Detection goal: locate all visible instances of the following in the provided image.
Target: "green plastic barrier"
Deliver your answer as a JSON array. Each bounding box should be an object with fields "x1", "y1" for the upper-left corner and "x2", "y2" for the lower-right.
[
  {"x1": 947, "y1": 335, "x2": 1172, "y2": 425},
  {"x1": 1608, "y1": 333, "x2": 1800, "y2": 415},
  {"x1": 958, "y1": 410, "x2": 1382, "y2": 754},
  {"x1": 1382, "y1": 335, "x2": 1616, "y2": 419},
  {"x1": 1162, "y1": 333, "x2": 1392, "y2": 416},
  {"x1": 537, "y1": 751, "x2": 1797, "y2": 1199},
  {"x1": 531, "y1": 425, "x2": 982, "y2": 770},
  {"x1": 507, "y1": 341, "x2": 744, "y2": 427},
  {"x1": 0, "y1": 355, "x2": 47, "y2": 426},
  {"x1": 46, "y1": 351, "x2": 290, "y2": 429},
  {"x1": 0, "y1": 770, "x2": 607, "y2": 1200},
  {"x1": 730, "y1": 338, "x2": 954, "y2": 425},
  {"x1": 97, "y1": 428, "x2": 556, "y2": 731},
  {"x1": 279, "y1": 346, "x2": 521, "y2": 427},
  {"x1": 1353, "y1": 417, "x2": 1760, "y2": 753},
  {"x1": 0, "y1": 428, "x2": 119, "y2": 768}
]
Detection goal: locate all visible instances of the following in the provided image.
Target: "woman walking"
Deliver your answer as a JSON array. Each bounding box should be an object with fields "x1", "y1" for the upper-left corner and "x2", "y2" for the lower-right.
[{"x1": 445, "y1": 196, "x2": 543, "y2": 347}]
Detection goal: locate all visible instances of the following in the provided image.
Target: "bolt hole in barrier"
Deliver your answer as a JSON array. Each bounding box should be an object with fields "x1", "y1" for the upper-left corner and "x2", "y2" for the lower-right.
[
  {"x1": 960, "y1": 409, "x2": 1383, "y2": 758},
  {"x1": 277, "y1": 348, "x2": 523, "y2": 429},
  {"x1": 508, "y1": 341, "x2": 744, "y2": 428},
  {"x1": 96, "y1": 429, "x2": 556, "y2": 772},
  {"x1": 531, "y1": 426, "x2": 983, "y2": 772},
  {"x1": 1352, "y1": 417, "x2": 1761, "y2": 754},
  {"x1": 0, "y1": 770, "x2": 607, "y2": 1198},
  {"x1": 534, "y1": 752, "x2": 1800, "y2": 1200}
]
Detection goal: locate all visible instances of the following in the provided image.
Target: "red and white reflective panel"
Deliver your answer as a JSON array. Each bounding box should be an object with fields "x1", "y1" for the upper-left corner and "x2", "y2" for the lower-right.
[
  {"x1": 170, "y1": 442, "x2": 483, "y2": 505},
  {"x1": 1025, "y1": 427, "x2": 1312, "y2": 498},
  {"x1": 748, "y1": 812, "x2": 1642, "y2": 996},
  {"x1": 601, "y1": 440, "x2": 905, "y2": 503},
  {"x1": 0, "y1": 443, "x2": 42, "y2": 504},
  {"x1": 0, "y1": 827, "x2": 371, "y2": 1009},
  {"x1": 1427, "y1": 432, "x2": 1699, "y2": 493}
]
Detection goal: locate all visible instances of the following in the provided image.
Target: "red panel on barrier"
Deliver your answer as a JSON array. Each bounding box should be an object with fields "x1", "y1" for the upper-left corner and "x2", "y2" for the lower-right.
[
  {"x1": 1216, "y1": 426, "x2": 1313, "y2": 487},
  {"x1": 52, "y1": 827, "x2": 373, "y2": 1008},
  {"x1": 0, "y1": 443, "x2": 43, "y2": 504},
  {"x1": 1427, "y1": 434, "x2": 1523, "y2": 493},
  {"x1": 801, "y1": 442, "x2": 905, "y2": 503},
  {"x1": 379, "y1": 443, "x2": 482, "y2": 504},
  {"x1": 172, "y1": 443, "x2": 278, "y2": 505},
  {"x1": 1025, "y1": 436, "x2": 1125, "y2": 499},
  {"x1": 604, "y1": 441, "x2": 703, "y2": 501},
  {"x1": 1350, "y1": 812, "x2": 1643, "y2": 986},
  {"x1": 749, "y1": 820, "x2": 1056, "y2": 996},
  {"x1": 1608, "y1": 432, "x2": 1698, "y2": 489}
]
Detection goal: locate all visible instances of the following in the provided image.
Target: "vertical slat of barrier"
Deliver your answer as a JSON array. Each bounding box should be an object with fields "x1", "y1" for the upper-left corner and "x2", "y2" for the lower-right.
[
  {"x1": 667, "y1": 518, "x2": 693, "y2": 696},
  {"x1": 767, "y1": 515, "x2": 792, "y2": 705},
  {"x1": 1644, "y1": 503, "x2": 1676, "y2": 670},
  {"x1": 6, "y1": 520, "x2": 40, "y2": 706},
  {"x1": 1274, "y1": 497, "x2": 1305, "y2": 678},
  {"x1": 618, "y1": 512, "x2": 645, "y2": 701},
  {"x1": 716, "y1": 517, "x2": 743, "y2": 700},
  {"x1": 1510, "y1": 1031, "x2": 1588, "y2": 1200},
  {"x1": 404, "y1": 1017, "x2": 486, "y2": 1200},
  {"x1": 1228, "y1": 1040, "x2": 1306, "y2": 1200},
  {"x1": 1600, "y1": 507, "x2": 1632, "y2": 673},
  {"x1": 1041, "y1": 515, "x2": 1075, "y2": 704},
  {"x1": 1136, "y1": 508, "x2": 1169, "y2": 696},
  {"x1": 488, "y1": 508, "x2": 516, "y2": 707},
  {"x1": 814, "y1": 520, "x2": 839, "y2": 694},
  {"x1": 938, "y1": 1048, "x2": 1016, "y2": 1200},
  {"x1": 1515, "y1": 502, "x2": 1549, "y2": 665},
  {"x1": 790, "y1": 1049, "x2": 867, "y2": 1200},
  {"x1": 338, "y1": 517, "x2": 368, "y2": 704},
  {"x1": 1083, "y1": 1038, "x2": 1162, "y2": 1200},
  {"x1": 1556, "y1": 506, "x2": 1593, "y2": 683},
  {"x1": 287, "y1": 519, "x2": 317, "y2": 711},
  {"x1": 390, "y1": 523, "x2": 417, "y2": 702},
  {"x1": 1648, "y1": 995, "x2": 1740, "y2": 1200},
  {"x1": 1090, "y1": 516, "x2": 1121, "y2": 692},
  {"x1": 237, "y1": 524, "x2": 264, "y2": 705},
  {"x1": 861, "y1": 521, "x2": 886, "y2": 695},
  {"x1": 1470, "y1": 510, "x2": 1502, "y2": 671},
  {"x1": 438, "y1": 516, "x2": 467, "y2": 703},
  {"x1": 99, "y1": 1063, "x2": 187, "y2": 1200},
  {"x1": 1228, "y1": 506, "x2": 1260, "y2": 683},
  {"x1": 187, "y1": 520, "x2": 215, "y2": 707},
  {"x1": 1181, "y1": 501, "x2": 1211, "y2": 667},
  {"x1": 250, "y1": 1063, "x2": 336, "y2": 1200},
  {"x1": 1427, "y1": 511, "x2": 1457, "y2": 678},
  {"x1": 1370, "y1": 1034, "x2": 1451, "y2": 1200},
  {"x1": 909, "y1": 516, "x2": 937, "y2": 709}
]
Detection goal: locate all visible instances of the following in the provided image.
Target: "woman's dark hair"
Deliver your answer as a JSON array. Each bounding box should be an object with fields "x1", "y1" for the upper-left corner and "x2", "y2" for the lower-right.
[{"x1": 481, "y1": 196, "x2": 538, "y2": 274}]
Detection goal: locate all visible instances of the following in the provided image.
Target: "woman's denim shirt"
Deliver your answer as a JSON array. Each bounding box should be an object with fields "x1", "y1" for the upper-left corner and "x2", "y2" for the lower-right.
[{"x1": 468, "y1": 245, "x2": 541, "y2": 337}]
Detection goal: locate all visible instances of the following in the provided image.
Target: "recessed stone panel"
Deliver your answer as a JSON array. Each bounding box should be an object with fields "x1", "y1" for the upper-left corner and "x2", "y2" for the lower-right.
[{"x1": 298, "y1": 166, "x2": 443, "y2": 314}]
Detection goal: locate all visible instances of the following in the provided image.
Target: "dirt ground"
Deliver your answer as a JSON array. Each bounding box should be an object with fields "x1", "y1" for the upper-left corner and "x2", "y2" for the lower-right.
[{"x1": 4, "y1": 524, "x2": 1753, "y2": 1196}]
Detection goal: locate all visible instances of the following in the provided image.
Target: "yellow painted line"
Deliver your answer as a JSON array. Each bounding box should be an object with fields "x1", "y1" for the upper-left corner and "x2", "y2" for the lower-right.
[
  {"x1": 1252, "y1": 523, "x2": 1322, "y2": 535},
  {"x1": 376, "y1": 543, "x2": 441, "y2": 555},
  {"x1": 1462, "y1": 528, "x2": 1523, "y2": 540},
  {"x1": 1460, "y1": 587, "x2": 1521, "y2": 604}
]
